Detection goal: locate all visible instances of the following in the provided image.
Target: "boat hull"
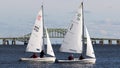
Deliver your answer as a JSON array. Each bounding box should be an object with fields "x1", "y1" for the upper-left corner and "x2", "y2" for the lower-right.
[
  {"x1": 56, "y1": 58, "x2": 96, "y2": 64},
  {"x1": 20, "y1": 57, "x2": 56, "y2": 63}
]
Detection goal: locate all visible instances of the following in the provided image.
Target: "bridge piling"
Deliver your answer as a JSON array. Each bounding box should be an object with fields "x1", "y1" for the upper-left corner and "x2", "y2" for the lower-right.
[
  {"x1": 12, "y1": 39, "x2": 16, "y2": 45},
  {"x1": 3, "y1": 39, "x2": 5, "y2": 45},
  {"x1": 117, "y1": 40, "x2": 120, "y2": 45},
  {"x1": 3, "y1": 39, "x2": 9, "y2": 45},
  {"x1": 108, "y1": 40, "x2": 112, "y2": 45},
  {"x1": 92, "y1": 40, "x2": 96, "y2": 44},
  {"x1": 99, "y1": 40, "x2": 104, "y2": 45}
]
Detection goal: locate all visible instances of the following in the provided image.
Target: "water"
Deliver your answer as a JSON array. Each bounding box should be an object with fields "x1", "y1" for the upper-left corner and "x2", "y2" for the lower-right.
[{"x1": 0, "y1": 44, "x2": 120, "y2": 68}]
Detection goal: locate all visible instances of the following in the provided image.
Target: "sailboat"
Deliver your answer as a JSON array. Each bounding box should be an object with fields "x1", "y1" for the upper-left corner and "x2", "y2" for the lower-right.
[
  {"x1": 56, "y1": 2, "x2": 96, "y2": 64},
  {"x1": 20, "y1": 5, "x2": 56, "y2": 62}
]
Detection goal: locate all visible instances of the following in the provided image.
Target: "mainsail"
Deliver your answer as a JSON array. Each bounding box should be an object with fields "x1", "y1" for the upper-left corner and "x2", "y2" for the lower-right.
[
  {"x1": 26, "y1": 6, "x2": 43, "y2": 53},
  {"x1": 46, "y1": 28, "x2": 55, "y2": 57},
  {"x1": 85, "y1": 27, "x2": 95, "y2": 58},
  {"x1": 60, "y1": 2, "x2": 84, "y2": 53}
]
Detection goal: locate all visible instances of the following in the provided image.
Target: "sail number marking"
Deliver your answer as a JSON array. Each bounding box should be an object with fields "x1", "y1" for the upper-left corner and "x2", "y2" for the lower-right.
[{"x1": 34, "y1": 26, "x2": 39, "y2": 32}]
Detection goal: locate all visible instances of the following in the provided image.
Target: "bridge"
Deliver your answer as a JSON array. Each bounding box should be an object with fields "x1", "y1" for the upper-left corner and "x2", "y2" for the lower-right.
[{"x1": 0, "y1": 28, "x2": 120, "y2": 45}]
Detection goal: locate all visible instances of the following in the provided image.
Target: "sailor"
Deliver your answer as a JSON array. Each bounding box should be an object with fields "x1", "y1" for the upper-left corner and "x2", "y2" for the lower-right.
[
  {"x1": 40, "y1": 50, "x2": 45, "y2": 58},
  {"x1": 79, "y1": 54, "x2": 84, "y2": 60},
  {"x1": 30, "y1": 53, "x2": 38, "y2": 58},
  {"x1": 68, "y1": 54, "x2": 74, "y2": 60}
]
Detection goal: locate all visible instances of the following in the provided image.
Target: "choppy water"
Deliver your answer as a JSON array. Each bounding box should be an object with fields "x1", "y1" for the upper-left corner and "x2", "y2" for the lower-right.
[{"x1": 0, "y1": 44, "x2": 120, "y2": 68}]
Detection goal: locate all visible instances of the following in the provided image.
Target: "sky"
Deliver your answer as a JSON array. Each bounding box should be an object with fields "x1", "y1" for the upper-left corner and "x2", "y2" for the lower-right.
[{"x1": 0, "y1": 0, "x2": 120, "y2": 39}]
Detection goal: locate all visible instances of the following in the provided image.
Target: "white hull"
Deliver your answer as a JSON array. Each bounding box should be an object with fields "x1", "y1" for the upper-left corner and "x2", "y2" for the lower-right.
[
  {"x1": 56, "y1": 58, "x2": 96, "y2": 64},
  {"x1": 20, "y1": 57, "x2": 56, "y2": 63}
]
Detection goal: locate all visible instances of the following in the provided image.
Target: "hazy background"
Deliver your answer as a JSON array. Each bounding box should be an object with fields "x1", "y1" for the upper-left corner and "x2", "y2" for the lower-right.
[{"x1": 0, "y1": 0, "x2": 120, "y2": 39}]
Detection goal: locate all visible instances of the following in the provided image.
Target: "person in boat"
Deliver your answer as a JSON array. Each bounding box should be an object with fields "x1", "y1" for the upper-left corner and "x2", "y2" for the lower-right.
[
  {"x1": 68, "y1": 54, "x2": 74, "y2": 60},
  {"x1": 30, "y1": 53, "x2": 38, "y2": 58},
  {"x1": 40, "y1": 50, "x2": 45, "y2": 58},
  {"x1": 79, "y1": 54, "x2": 84, "y2": 60}
]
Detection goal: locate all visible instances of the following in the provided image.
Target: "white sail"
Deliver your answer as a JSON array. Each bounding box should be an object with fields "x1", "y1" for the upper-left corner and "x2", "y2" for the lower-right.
[
  {"x1": 46, "y1": 28, "x2": 55, "y2": 57},
  {"x1": 26, "y1": 6, "x2": 43, "y2": 53},
  {"x1": 86, "y1": 27, "x2": 95, "y2": 58},
  {"x1": 60, "y1": 3, "x2": 83, "y2": 53}
]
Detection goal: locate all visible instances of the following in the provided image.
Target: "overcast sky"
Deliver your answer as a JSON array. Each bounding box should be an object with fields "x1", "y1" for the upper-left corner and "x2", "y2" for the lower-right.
[{"x1": 0, "y1": 0, "x2": 120, "y2": 39}]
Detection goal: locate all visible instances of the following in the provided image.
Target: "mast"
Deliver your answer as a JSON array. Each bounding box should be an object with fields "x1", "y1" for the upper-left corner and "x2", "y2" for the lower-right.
[
  {"x1": 81, "y1": 2, "x2": 85, "y2": 54},
  {"x1": 41, "y1": 5, "x2": 45, "y2": 51}
]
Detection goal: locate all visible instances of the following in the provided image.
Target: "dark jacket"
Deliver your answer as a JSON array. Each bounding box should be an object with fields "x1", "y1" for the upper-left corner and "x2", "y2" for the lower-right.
[
  {"x1": 68, "y1": 55, "x2": 74, "y2": 60},
  {"x1": 40, "y1": 50, "x2": 45, "y2": 58}
]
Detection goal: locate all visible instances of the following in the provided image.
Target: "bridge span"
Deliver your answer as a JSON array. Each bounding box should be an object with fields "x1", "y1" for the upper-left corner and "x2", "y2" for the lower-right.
[{"x1": 0, "y1": 28, "x2": 120, "y2": 45}]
